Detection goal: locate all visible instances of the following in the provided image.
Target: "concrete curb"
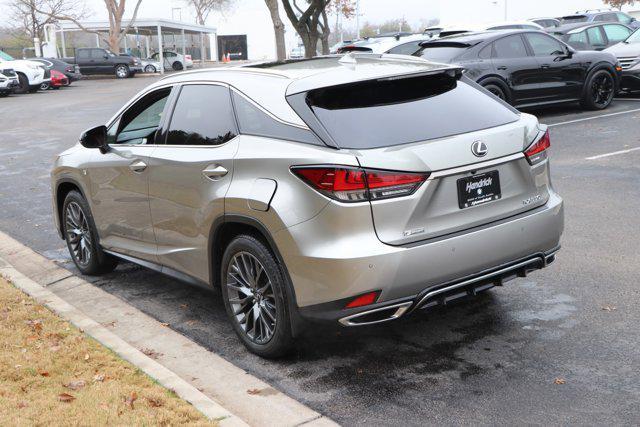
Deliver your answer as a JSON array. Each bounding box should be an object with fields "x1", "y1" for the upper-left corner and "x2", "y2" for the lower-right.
[
  {"x1": 0, "y1": 231, "x2": 338, "y2": 427},
  {"x1": 0, "y1": 258, "x2": 247, "y2": 427}
]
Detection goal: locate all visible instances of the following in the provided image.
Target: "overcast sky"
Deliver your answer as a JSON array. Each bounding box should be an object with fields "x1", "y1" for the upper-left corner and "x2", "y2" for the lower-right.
[{"x1": 79, "y1": 0, "x2": 625, "y2": 28}]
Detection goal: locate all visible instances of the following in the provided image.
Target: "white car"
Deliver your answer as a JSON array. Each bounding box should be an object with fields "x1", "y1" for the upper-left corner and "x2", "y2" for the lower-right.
[
  {"x1": 0, "y1": 67, "x2": 20, "y2": 97},
  {"x1": 0, "y1": 50, "x2": 48, "y2": 94},
  {"x1": 427, "y1": 21, "x2": 544, "y2": 39},
  {"x1": 338, "y1": 34, "x2": 434, "y2": 56},
  {"x1": 148, "y1": 51, "x2": 193, "y2": 71},
  {"x1": 605, "y1": 29, "x2": 640, "y2": 91}
]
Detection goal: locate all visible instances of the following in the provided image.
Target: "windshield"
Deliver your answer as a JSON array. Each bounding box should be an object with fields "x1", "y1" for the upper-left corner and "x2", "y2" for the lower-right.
[
  {"x1": 625, "y1": 29, "x2": 640, "y2": 43},
  {"x1": 418, "y1": 46, "x2": 468, "y2": 63},
  {"x1": 0, "y1": 50, "x2": 14, "y2": 61},
  {"x1": 306, "y1": 74, "x2": 519, "y2": 149}
]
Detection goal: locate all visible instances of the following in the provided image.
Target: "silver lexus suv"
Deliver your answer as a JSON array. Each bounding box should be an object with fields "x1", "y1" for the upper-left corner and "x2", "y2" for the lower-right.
[{"x1": 51, "y1": 54, "x2": 564, "y2": 357}]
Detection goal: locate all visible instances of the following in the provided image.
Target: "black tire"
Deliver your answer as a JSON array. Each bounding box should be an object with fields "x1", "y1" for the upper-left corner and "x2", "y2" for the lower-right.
[
  {"x1": 172, "y1": 61, "x2": 184, "y2": 71},
  {"x1": 40, "y1": 81, "x2": 51, "y2": 91},
  {"x1": 221, "y1": 235, "x2": 294, "y2": 358},
  {"x1": 14, "y1": 73, "x2": 29, "y2": 94},
  {"x1": 144, "y1": 64, "x2": 156, "y2": 73},
  {"x1": 482, "y1": 82, "x2": 508, "y2": 102},
  {"x1": 62, "y1": 190, "x2": 118, "y2": 275},
  {"x1": 115, "y1": 64, "x2": 130, "y2": 79},
  {"x1": 581, "y1": 69, "x2": 615, "y2": 110}
]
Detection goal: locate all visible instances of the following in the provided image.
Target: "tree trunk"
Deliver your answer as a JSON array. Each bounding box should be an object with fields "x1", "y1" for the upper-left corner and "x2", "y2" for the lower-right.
[{"x1": 264, "y1": 0, "x2": 286, "y2": 61}]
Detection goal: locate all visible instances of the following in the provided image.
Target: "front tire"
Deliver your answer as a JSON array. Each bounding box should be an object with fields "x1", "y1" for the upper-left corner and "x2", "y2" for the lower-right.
[
  {"x1": 221, "y1": 235, "x2": 294, "y2": 358},
  {"x1": 144, "y1": 64, "x2": 156, "y2": 73},
  {"x1": 14, "y1": 73, "x2": 29, "y2": 94},
  {"x1": 115, "y1": 64, "x2": 130, "y2": 79},
  {"x1": 581, "y1": 69, "x2": 615, "y2": 110},
  {"x1": 172, "y1": 61, "x2": 184, "y2": 71},
  {"x1": 62, "y1": 191, "x2": 118, "y2": 275}
]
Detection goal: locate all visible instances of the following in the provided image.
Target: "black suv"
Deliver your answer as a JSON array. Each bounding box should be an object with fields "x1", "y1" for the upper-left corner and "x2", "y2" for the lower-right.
[{"x1": 415, "y1": 30, "x2": 621, "y2": 110}]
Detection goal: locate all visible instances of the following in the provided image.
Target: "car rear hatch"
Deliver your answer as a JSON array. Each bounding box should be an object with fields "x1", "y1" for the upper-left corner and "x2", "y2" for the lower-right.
[{"x1": 296, "y1": 69, "x2": 551, "y2": 245}]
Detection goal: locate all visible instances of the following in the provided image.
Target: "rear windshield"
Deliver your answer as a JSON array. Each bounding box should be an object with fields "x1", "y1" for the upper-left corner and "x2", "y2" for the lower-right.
[
  {"x1": 418, "y1": 46, "x2": 467, "y2": 62},
  {"x1": 561, "y1": 16, "x2": 588, "y2": 23},
  {"x1": 306, "y1": 73, "x2": 519, "y2": 149}
]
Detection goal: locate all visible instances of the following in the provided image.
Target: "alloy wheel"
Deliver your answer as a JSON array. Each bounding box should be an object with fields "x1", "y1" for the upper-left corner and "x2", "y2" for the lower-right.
[
  {"x1": 116, "y1": 65, "x2": 128, "y2": 78},
  {"x1": 226, "y1": 251, "x2": 277, "y2": 344},
  {"x1": 65, "y1": 201, "x2": 92, "y2": 267},
  {"x1": 591, "y1": 73, "x2": 614, "y2": 107}
]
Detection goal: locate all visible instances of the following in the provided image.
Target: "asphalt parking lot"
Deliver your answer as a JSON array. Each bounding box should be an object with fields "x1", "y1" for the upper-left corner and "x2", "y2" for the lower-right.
[{"x1": 1, "y1": 78, "x2": 639, "y2": 425}]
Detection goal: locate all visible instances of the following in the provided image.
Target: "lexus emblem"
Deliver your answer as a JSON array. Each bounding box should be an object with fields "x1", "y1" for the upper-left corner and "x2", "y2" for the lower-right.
[{"x1": 471, "y1": 141, "x2": 488, "y2": 157}]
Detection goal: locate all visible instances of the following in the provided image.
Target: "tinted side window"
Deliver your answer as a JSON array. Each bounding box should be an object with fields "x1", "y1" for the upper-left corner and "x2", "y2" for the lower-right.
[
  {"x1": 77, "y1": 49, "x2": 89, "y2": 59},
  {"x1": 493, "y1": 35, "x2": 528, "y2": 58},
  {"x1": 91, "y1": 49, "x2": 105, "y2": 59},
  {"x1": 603, "y1": 24, "x2": 632, "y2": 43},
  {"x1": 478, "y1": 44, "x2": 492, "y2": 59},
  {"x1": 232, "y1": 92, "x2": 319, "y2": 145},
  {"x1": 387, "y1": 41, "x2": 422, "y2": 55},
  {"x1": 616, "y1": 12, "x2": 633, "y2": 24},
  {"x1": 166, "y1": 85, "x2": 237, "y2": 146},
  {"x1": 526, "y1": 33, "x2": 565, "y2": 56},
  {"x1": 567, "y1": 31, "x2": 589, "y2": 48},
  {"x1": 587, "y1": 27, "x2": 606, "y2": 46}
]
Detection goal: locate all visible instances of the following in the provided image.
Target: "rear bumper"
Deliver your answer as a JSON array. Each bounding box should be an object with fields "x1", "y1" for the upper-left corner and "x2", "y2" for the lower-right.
[{"x1": 286, "y1": 190, "x2": 564, "y2": 324}]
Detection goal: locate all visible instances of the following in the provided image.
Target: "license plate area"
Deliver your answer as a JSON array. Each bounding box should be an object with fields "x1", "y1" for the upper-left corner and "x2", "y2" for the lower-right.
[{"x1": 457, "y1": 170, "x2": 501, "y2": 209}]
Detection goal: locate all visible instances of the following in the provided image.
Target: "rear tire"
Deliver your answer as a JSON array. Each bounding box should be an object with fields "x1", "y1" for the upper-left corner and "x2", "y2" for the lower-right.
[
  {"x1": 221, "y1": 235, "x2": 294, "y2": 358},
  {"x1": 62, "y1": 190, "x2": 118, "y2": 275},
  {"x1": 483, "y1": 82, "x2": 508, "y2": 102},
  {"x1": 40, "y1": 81, "x2": 50, "y2": 91},
  {"x1": 581, "y1": 69, "x2": 615, "y2": 110},
  {"x1": 144, "y1": 64, "x2": 156, "y2": 73},
  {"x1": 172, "y1": 61, "x2": 183, "y2": 71}
]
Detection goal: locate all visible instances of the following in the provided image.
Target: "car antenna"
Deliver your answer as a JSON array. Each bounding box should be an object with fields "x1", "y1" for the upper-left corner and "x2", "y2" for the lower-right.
[{"x1": 339, "y1": 52, "x2": 357, "y2": 65}]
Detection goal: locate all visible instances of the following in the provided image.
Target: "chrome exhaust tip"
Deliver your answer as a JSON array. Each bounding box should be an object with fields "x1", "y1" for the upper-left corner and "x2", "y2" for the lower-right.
[{"x1": 338, "y1": 301, "x2": 413, "y2": 327}]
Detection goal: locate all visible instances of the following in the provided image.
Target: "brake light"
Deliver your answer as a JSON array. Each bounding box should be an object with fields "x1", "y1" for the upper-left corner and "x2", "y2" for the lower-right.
[
  {"x1": 345, "y1": 291, "x2": 380, "y2": 308},
  {"x1": 524, "y1": 130, "x2": 550, "y2": 165},
  {"x1": 292, "y1": 166, "x2": 428, "y2": 202}
]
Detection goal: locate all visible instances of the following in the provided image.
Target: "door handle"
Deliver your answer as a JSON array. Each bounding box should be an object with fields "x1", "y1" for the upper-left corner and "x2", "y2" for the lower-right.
[
  {"x1": 540, "y1": 64, "x2": 550, "y2": 69},
  {"x1": 496, "y1": 65, "x2": 508, "y2": 70},
  {"x1": 202, "y1": 165, "x2": 228, "y2": 181},
  {"x1": 129, "y1": 160, "x2": 147, "y2": 173}
]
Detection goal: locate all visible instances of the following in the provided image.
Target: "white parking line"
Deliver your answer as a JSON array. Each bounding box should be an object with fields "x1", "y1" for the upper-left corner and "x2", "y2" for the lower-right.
[
  {"x1": 586, "y1": 147, "x2": 640, "y2": 160},
  {"x1": 547, "y1": 107, "x2": 640, "y2": 127}
]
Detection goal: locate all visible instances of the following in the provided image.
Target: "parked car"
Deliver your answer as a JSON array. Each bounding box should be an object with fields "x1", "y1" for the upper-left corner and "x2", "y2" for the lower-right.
[
  {"x1": 415, "y1": 30, "x2": 621, "y2": 110},
  {"x1": 559, "y1": 9, "x2": 640, "y2": 29},
  {"x1": 30, "y1": 57, "x2": 82, "y2": 88},
  {"x1": 0, "y1": 50, "x2": 48, "y2": 94},
  {"x1": 148, "y1": 51, "x2": 193, "y2": 71},
  {"x1": 289, "y1": 45, "x2": 304, "y2": 59},
  {"x1": 120, "y1": 53, "x2": 161, "y2": 73},
  {"x1": 330, "y1": 40, "x2": 355, "y2": 54},
  {"x1": 64, "y1": 48, "x2": 143, "y2": 78},
  {"x1": 605, "y1": 28, "x2": 640, "y2": 91},
  {"x1": 482, "y1": 20, "x2": 544, "y2": 31},
  {"x1": 49, "y1": 70, "x2": 69, "y2": 89},
  {"x1": 0, "y1": 68, "x2": 20, "y2": 97},
  {"x1": 51, "y1": 54, "x2": 564, "y2": 357},
  {"x1": 549, "y1": 22, "x2": 633, "y2": 51},
  {"x1": 530, "y1": 17, "x2": 561, "y2": 29},
  {"x1": 337, "y1": 34, "x2": 433, "y2": 55}
]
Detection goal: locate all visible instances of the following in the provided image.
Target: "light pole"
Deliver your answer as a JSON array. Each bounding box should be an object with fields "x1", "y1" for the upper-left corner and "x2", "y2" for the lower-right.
[{"x1": 356, "y1": 0, "x2": 361, "y2": 39}]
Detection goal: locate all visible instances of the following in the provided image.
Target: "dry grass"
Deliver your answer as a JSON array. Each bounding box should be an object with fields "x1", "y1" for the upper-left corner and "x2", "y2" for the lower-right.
[{"x1": 0, "y1": 277, "x2": 217, "y2": 426}]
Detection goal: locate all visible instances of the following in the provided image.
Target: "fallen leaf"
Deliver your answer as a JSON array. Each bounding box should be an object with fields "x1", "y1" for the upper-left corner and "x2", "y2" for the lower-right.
[
  {"x1": 247, "y1": 388, "x2": 261, "y2": 395},
  {"x1": 93, "y1": 374, "x2": 105, "y2": 383},
  {"x1": 124, "y1": 391, "x2": 138, "y2": 409},
  {"x1": 17, "y1": 401, "x2": 28, "y2": 409},
  {"x1": 601, "y1": 306, "x2": 617, "y2": 312},
  {"x1": 39, "y1": 370, "x2": 50, "y2": 377},
  {"x1": 84, "y1": 353, "x2": 90, "y2": 361},
  {"x1": 64, "y1": 380, "x2": 86, "y2": 391},
  {"x1": 58, "y1": 392, "x2": 76, "y2": 402},
  {"x1": 554, "y1": 378, "x2": 566, "y2": 385},
  {"x1": 140, "y1": 348, "x2": 162, "y2": 359},
  {"x1": 146, "y1": 397, "x2": 163, "y2": 407},
  {"x1": 102, "y1": 321, "x2": 117, "y2": 328},
  {"x1": 25, "y1": 319, "x2": 43, "y2": 333},
  {"x1": 160, "y1": 322, "x2": 170, "y2": 327}
]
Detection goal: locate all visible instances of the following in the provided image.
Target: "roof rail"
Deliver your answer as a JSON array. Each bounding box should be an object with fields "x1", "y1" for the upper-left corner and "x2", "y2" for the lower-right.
[{"x1": 575, "y1": 8, "x2": 614, "y2": 13}]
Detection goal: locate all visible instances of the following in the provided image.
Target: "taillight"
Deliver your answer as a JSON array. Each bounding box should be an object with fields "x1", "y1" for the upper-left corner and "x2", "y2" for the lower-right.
[
  {"x1": 292, "y1": 166, "x2": 428, "y2": 202},
  {"x1": 524, "y1": 130, "x2": 550, "y2": 165}
]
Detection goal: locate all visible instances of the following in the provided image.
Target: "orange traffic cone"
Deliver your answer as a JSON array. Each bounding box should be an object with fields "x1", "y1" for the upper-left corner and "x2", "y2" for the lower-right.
[{"x1": 226, "y1": 53, "x2": 231, "y2": 62}]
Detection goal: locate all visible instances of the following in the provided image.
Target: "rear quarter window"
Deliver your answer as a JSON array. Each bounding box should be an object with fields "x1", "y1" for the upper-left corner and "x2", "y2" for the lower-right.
[{"x1": 304, "y1": 73, "x2": 519, "y2": 149}]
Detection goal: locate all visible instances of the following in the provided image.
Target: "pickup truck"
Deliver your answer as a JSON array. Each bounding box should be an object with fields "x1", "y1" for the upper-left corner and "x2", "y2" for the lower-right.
[{"x1": 64, "y1": 48, "x2": 143, "y2": 78}]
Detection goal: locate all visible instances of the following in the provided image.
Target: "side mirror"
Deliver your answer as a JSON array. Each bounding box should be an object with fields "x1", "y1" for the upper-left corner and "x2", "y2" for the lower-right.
[{"x1": 80, "y1": 125, "x2": 108, "y2": 153}]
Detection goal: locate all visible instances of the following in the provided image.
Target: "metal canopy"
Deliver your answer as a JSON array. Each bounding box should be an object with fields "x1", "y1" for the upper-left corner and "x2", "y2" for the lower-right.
[{"x1": 57, "y1": 18, "x2": 217, "y2": 73}]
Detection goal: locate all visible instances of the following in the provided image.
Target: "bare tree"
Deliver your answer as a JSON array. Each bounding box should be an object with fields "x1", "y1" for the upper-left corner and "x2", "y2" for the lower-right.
[
  {"x1": 602, "y1": 0, "x2": 636, "y2": 10},
  {"x1": 263, "y1": 0, "x2": 286, "y2": 60},
  {"x1": 34, "y1": 0, "x2": 144, "y2": 53},
  {"x1": 281, "y1": 0, "x2": 332, "y2": 58},
  {"x1": 9, "y1": 0, "x2": 89, "y2": 56},
  {"x1": 183, "y1": 0, "x2": 232, "y2": 25}
]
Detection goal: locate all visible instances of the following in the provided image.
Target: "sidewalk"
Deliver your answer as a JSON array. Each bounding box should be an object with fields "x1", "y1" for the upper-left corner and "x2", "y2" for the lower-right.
[{"x1": 0, "y1": 231, "x2": 336, "y2": 427}]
